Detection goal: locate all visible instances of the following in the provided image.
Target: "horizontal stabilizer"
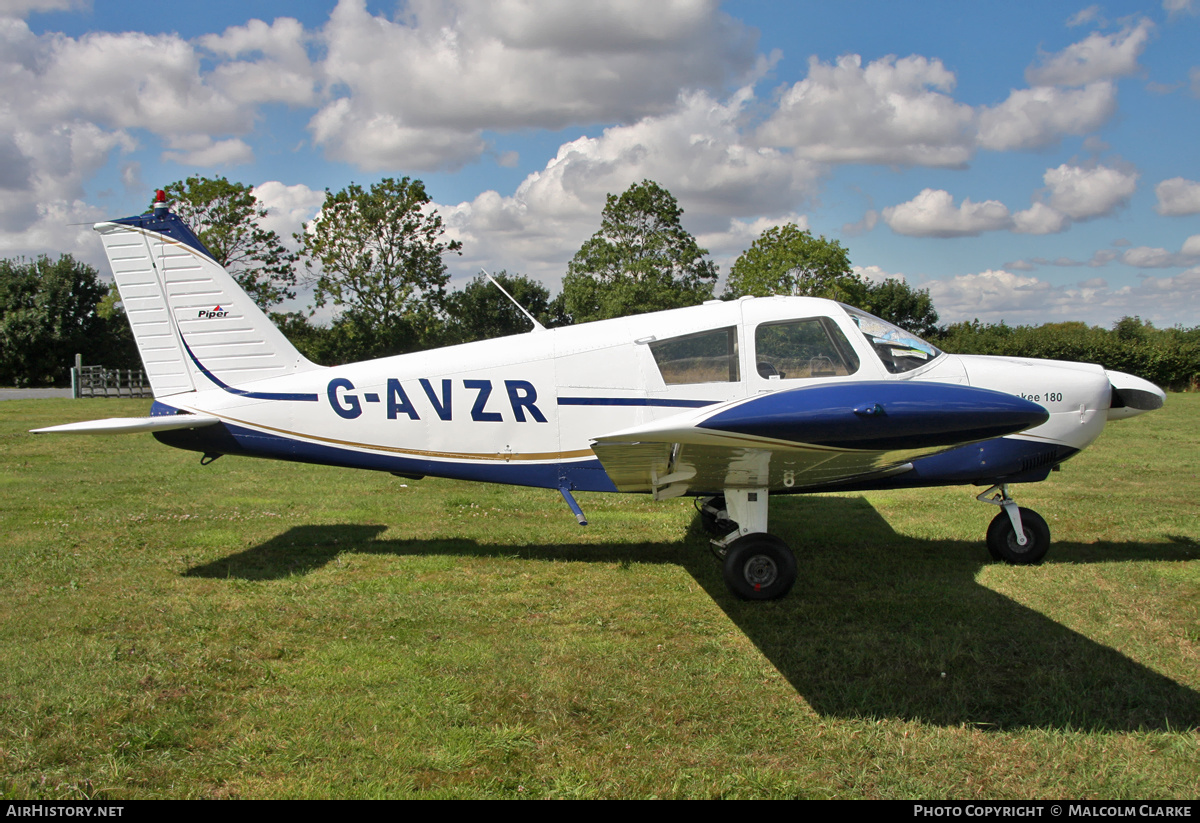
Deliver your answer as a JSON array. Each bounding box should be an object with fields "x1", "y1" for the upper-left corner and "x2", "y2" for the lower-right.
[{"x1": 31, "y1": 415, "x2": 220, "y2": 435}]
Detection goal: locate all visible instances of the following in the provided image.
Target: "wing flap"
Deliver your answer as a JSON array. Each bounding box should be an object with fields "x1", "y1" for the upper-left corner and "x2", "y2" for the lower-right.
[{"x1": 591, "y1": 438, "x2": 913, "y2": 496}]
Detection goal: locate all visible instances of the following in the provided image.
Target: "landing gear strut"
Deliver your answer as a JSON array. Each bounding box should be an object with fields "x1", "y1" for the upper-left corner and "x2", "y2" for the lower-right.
[
  {"x1": 702, "y1": 489, "x2": 797, "y2": 600},
  {"x1": 977, "y1": 484, "x2": 1050, "y2": 564},
  {"x1": 696, "y1": 495, "x2": 736, "y2": 539}
]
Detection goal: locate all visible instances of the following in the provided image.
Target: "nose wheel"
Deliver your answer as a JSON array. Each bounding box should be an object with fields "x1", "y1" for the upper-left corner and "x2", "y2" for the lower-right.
[
  {"x1": 986, "y1": 508, "x2": 1050, "y2": 564},
  {"x1": 977, "y1": 485, "x2": 1051, "y2": 564}
]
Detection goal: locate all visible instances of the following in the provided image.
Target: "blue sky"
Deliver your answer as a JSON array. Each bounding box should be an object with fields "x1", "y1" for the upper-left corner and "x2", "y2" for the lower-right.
[{"x1": 4, "y1": 0, "x2": 1199, "y2": 327}]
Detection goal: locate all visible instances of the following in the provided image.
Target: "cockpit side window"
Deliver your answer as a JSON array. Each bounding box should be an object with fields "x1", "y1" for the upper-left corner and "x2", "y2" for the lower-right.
[
  {"x1": 649, "y1": 327, "x2": 740, "y2": 385},
  {"x1": 754, "y1": 318, "x2": 860, "y2": 380}
]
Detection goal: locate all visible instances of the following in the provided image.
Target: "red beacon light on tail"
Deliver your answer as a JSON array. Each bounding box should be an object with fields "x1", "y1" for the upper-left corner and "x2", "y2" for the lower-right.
[{"x1": 152, "y1": 189, "x2": 169, "y2": 217}]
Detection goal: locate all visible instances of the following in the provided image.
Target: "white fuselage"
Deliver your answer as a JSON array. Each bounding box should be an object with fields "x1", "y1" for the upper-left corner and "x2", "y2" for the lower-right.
[{"x1": 152, "y1": 297, "x2": 1147, "y2": 492}]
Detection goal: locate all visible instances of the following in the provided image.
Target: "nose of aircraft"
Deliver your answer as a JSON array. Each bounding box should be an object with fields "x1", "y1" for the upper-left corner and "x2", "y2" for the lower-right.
[{"x1": 1106, "y1": 370, "x2": 1166, "y2": 420}]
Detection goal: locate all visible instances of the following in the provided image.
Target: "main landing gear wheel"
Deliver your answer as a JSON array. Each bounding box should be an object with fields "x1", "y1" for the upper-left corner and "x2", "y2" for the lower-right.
[
  {"x1": 986, "y1": 507, "x2": 1050, "y2": 565},
  {"x1": 722, "y1": 534, "x2": 797, "y2": 601}
]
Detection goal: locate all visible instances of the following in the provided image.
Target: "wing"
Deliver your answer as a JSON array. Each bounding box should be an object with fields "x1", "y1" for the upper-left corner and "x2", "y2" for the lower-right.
[{"x1": 590, "y1": 381, "x2": 1048, "y2": 498}]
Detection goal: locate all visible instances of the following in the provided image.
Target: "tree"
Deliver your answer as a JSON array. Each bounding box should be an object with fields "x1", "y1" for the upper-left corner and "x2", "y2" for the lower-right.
[
  {"x1": 297, "y1": 177, "x2": 461, "y2": 359},
  {"x1": 95, "y1": 283, "x2": 140, "y2": 370},
  {"x1": 725, "y1": 223, "x2": 941, "y2": 335},
  {"x1": 1112, "y1": 315, "x2": 1150, "y2": 342},
  {"x1": 0, "y1": 255, "x2": 133, "y2": 386},
  {"x1": 561, "y1": 180, "x2": 717, "y2": 323},
  {"x1": 441, "y1": 271, "x2": 554, "y2": 345},
  {"x1": 724, "y1": 224, "x2": 859, "y2": 301},
  {"x1": 163, "y1": 176, "x2": 297, "y2": 310}
]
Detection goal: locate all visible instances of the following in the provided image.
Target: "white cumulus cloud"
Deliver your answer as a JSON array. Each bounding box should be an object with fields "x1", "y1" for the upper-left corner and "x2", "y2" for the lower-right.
[
  {"x1": 1042, "y1": 163, "x2": 1138, "y2": 220},
  {"x1": 757, "y1": 54, "x2": 975, "y2": 167},
  {"x1": 308, "y1": 99, "x2": 489, "y2": 172},
  {"x1": 27, "y1": 29, "x2": 249, "y2": 134},
  {"x1": 161, "y1": 135, "x2": 254, "y2": 167},
  {"x1": 309, "y1": 0, "x2": 758, "y2": 170},
  {"x1": 1012, "y1": 201, "x2": 1069, "y2": 235},
  {"x1": 201, "y1": 17, "x2": 319, "y2": 108},
  {"x1": 1007, "y1": 164, "x2": 1138, "y2": 235},
  {"x1": 1067, "y1": 6, "x2": 1104, "y2": 27},
  {"x1": 1025, "y1": 19, "x2": 1153, "y2": 87},
  {"x1": 253, "y1": 180, "x2": 326, "y2": 246},
  {"x1": 977, "y1": 83, "x2": 1116, "y2": 151},
  {"x1": 1118, "y1": 235, "x2": 1200, "y2": 268},
  {"x1": 882, "y1": 189, "x2": 1011, "y2": 237},
  {"x1": 1155, "y1": 177, "x2": 1200, "y2": 216}
]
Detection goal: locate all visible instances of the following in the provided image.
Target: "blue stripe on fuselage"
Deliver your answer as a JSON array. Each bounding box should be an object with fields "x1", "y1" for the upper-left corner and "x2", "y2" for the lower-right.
[{"x1": 152, "y1": 420, "x2": 618, "y2": 492}]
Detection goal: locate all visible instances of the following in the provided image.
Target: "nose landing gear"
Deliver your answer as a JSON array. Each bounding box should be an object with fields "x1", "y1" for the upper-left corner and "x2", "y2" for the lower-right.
[{"x1": 977, "y1": 484, "x2": 1050, "y2": 564}]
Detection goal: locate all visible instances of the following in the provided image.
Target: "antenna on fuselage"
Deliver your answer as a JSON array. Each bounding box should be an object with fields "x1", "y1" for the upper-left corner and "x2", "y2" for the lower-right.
[{"x1": 481, "y1": 268, "x2": 546, "y2": 333}]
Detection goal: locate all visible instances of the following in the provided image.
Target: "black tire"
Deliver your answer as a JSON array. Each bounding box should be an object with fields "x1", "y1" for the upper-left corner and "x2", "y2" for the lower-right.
[
  {"x1": 986, "y1": 508, "x2": 1050, "y2": 565},
  {"x1": 698, "y1": 495, "x2": 737, "y2": 536},
  {"x1": 722, "y1": 534, "x2": 797, "y2": 601}
]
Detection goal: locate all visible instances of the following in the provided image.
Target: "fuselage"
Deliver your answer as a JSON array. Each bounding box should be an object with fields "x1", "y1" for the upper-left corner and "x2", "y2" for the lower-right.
[{"x1": 151, "y1": 296, "x2": 1154, "y2": 495}]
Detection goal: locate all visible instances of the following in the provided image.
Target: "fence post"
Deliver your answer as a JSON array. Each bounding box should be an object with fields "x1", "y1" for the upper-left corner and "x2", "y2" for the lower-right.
[{"x1": 72, "y1": 353, "x2": 81, "y2": 399}]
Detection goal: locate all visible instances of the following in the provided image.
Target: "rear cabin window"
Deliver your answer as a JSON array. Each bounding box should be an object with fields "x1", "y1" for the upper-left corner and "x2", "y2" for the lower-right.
[
  {"x1": 754, "y1": 318, "x2": 860, "y2": 380},
  {"x1": 649, "y1": 327, "x2": 740, "y2": 385}
]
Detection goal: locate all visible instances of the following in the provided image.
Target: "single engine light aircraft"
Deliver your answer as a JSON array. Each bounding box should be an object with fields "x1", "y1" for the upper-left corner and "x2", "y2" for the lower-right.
[{"x1": 35, "y1": 194, "x2": 1165, "y2": 600}]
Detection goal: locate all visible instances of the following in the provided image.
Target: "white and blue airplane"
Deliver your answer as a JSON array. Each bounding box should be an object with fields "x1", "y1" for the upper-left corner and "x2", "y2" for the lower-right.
[{"x1": 35, "y1": 195, "x2": 1165, "y2": 600}]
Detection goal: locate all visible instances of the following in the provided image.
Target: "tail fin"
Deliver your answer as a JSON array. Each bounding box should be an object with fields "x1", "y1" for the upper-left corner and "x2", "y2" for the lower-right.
[{"x1": 95, "y1": 198, "x2": 320, "y2": 398}]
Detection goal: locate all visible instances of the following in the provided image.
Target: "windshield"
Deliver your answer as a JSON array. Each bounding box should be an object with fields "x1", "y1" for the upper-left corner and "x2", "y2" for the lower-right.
[{"x1": 844, "y1": 307, "x2": 942, "y2": 374}]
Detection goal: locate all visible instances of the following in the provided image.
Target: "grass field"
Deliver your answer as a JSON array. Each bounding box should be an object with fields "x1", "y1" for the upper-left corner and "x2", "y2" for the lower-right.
[{"x1": 0, "y1": 396, "x2": 1197, "y2": 799}]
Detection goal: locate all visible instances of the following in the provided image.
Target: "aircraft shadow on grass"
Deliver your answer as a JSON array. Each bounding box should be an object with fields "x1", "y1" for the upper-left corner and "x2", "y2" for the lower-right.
[{"x1": 186, "y1": 495, "x2": 1200, "y2": 734}]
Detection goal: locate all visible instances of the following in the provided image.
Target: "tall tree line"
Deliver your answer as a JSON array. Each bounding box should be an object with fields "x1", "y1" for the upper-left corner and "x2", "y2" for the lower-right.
[
  {"x1": 2, "y1": 175, "x2": 1195, "y2": 390},
  {"x1": 0, "y1": 256, "x2": 137, "y2": 387}
]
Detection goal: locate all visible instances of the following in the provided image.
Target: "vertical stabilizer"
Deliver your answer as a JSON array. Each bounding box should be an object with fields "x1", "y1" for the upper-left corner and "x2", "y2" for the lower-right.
[{"x1": 95, "y1": 203, "x2": 320, "y2": 398}]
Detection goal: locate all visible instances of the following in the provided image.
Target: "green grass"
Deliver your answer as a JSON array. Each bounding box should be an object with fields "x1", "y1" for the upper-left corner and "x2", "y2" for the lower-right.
[{"x1": 0, "y1": 396, "x2": 1196, "y2": 799}]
